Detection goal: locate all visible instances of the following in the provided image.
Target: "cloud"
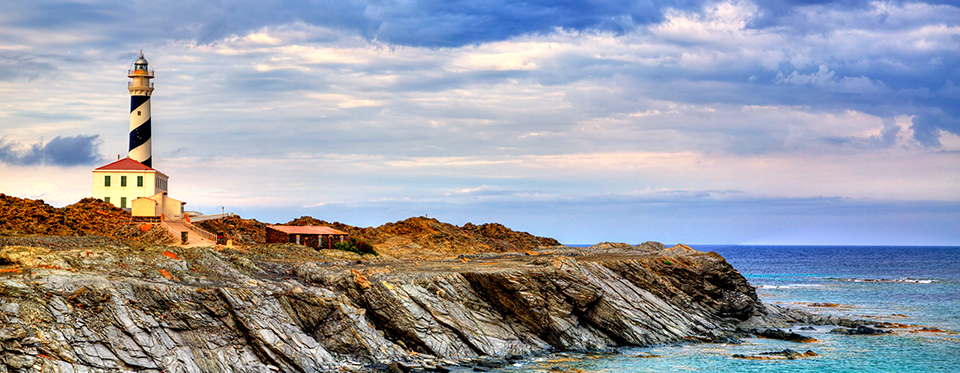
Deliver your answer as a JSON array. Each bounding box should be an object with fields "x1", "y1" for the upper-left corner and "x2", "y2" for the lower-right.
[
  {"x1": 0, "y1": 51, "x2": 57, "y2": 81},
  {"x1": 820, "y1": 116, "x2": 902, "y2": 149},
  {"x1": 0, "y1": 135, "x2": 102, "y2": 166},
  {"x1": 775, "y1": 65, "x2": 887, "y2": 93},
  {"x1": 911, "y1": 109, "x2": 960, "y2": 147},
  {"x1": 12, "y1": 2, "x2": 123, "y2": 30},
  {"x1": 1, "y1": 0, "x2": 959, "y2": 244}
]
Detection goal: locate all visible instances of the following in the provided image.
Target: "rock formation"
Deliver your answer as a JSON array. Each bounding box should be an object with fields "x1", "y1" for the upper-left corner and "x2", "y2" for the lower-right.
[{"x1": 0, "y1": 239, "x2": 764, "y2": 372}]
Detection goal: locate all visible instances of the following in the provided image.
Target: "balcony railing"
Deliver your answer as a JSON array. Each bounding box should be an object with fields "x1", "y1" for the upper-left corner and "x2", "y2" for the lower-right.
[
  {"x1": 128, "y1": 69, "x2": 154, "y2": 78},
  {"x1": 182, "y1": 219, "x2": 217, "y2": 241}
]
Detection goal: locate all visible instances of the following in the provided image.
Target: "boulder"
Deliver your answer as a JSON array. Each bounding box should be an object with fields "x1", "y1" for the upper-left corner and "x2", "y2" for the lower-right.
[
  {"x1": 830, "y1": 326, "x2": 890, "y2": 335},
  {"x1": 755, "y1": 328, "x2": 817, "y2": 343}
]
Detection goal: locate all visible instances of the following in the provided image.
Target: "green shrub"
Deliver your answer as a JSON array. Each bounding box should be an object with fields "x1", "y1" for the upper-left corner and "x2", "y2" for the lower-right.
[
  {"x1": 350, "y1": 237, "x2": 377, "y2": 256},
  {"x1": 333, "y1": 237, "x2": 378, "y2": 256}
]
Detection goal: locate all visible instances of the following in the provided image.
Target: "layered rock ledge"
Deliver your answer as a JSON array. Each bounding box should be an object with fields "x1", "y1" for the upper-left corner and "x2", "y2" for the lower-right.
[{"x1": 0, "y1": 240, "x2": 766, "y2": 372}]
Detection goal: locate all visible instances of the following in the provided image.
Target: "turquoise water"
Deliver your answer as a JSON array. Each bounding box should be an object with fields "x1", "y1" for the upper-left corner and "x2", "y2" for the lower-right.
[{"x1": 480, "y1": 246, "x2": 960, "y2": 372}]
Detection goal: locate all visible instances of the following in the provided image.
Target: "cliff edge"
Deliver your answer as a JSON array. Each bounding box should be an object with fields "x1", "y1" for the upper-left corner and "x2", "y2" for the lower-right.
[{"x1": 0, "y1": 240, "x2": 763, "y2": 372}]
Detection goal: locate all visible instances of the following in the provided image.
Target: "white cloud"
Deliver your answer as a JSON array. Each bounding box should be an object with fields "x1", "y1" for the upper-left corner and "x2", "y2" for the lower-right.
[
  {"x1": 775, "y1": 65, "x2": 886, "y2": 93},
  {"x1": 1, "y1": 0, "x2": 959, "y2": 243}
]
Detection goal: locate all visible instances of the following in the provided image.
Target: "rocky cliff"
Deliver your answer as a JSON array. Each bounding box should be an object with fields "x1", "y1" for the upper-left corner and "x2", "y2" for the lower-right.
[{"x1": 0, "y1": 239, "x2": 763, "y2": 372}]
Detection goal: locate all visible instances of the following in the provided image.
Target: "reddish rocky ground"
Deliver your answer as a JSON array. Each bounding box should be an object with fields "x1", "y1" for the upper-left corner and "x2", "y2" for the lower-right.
[
  {"x1": 0, "y1": 194, "x2": 173, "y2": 245},
  {"x1": 197, "y1": 214, "x2": 561, "y2": 259},
  {"x1": 2, "y1": 194, "x2": 560, "y2": 259}
]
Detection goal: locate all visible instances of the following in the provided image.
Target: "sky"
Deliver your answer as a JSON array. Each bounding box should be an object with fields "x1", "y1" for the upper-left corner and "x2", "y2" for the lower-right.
[{"x1": 1, "y1": 0, "x2": 959, "y2": 245}]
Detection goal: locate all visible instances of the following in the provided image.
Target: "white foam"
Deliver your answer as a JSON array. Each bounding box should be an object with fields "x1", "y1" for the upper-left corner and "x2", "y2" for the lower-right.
[
  {"x1": 833, "y1": 277, "x2": 939, "y2": 284},
  {"x1": 757, "y1": 284, "x2": 823, "y2": 289}
]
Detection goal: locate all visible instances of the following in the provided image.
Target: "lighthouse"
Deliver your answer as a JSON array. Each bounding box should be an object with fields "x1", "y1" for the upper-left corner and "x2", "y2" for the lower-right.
[
  {"x1": 92, "y1": 49, "x2": 185, "y2": 221},
  {"x1": 128, "y1": 50, "x2": 154, "y2": 167}
]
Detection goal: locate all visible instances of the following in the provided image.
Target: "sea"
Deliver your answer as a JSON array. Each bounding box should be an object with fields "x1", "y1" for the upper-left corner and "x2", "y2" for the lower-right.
[{"x1": 475, "y1": 245, "x2": 960, "y2": 373}]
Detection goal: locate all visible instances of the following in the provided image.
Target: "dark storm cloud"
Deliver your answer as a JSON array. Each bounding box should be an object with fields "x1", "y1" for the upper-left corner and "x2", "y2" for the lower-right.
[
  {"x1": 6, "y1": 1, "x2": 950, "y2": 46},
  {"x1": 103, "y1": 0, "x2": 672, "y2": 47},
  {"x1": 295, "y1": 0, "x2": 666, "y2": 47},
  {"x1": 0, "y1": 135, "x2": 102, "y2": 166},
  {"x1": 1, "y1": 0, "x2": 683, "y2": 47},
  {"x1": 286, "y1": 1, "x2": 960, "y2": 48},
  {"x1": 746, "y1": 0, "x2": 873, "y2": 28}
]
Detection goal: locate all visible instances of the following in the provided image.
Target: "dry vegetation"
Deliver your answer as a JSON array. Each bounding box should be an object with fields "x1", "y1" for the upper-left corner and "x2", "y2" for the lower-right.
[
  {"x1": 201, "y1": 215, "x2": 562, "y2": 259},
  {"x1": 0, "y1": 194, "x2": 173, "y2": 245}
]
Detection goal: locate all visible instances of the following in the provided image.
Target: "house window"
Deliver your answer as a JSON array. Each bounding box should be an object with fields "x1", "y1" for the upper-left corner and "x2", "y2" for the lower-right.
[
  {"x1": 121, "y1": 197, "x2": 127, "y2": 209},
  {"x1": 104, "y1": 197, "x2": 110, "y2": 203},
  {"x1": 121, "y1": 176, "x2": 127, "y2": 187},
  {"x1": 104, "y1": 175, "x2": 111, "y2": 187},
  {"x1": 137, "y1": 176, "x2": 143, "y2": 187}
]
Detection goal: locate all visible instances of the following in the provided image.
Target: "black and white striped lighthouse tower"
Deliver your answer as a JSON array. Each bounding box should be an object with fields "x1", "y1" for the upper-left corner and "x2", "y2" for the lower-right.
[{"x1": 127, "y1": 50, "x2": 154, "y2": 168}]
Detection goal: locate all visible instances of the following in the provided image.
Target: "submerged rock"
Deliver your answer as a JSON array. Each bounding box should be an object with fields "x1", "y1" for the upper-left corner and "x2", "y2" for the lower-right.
[
  {"x1": 830, "y1": 326, "x2": 890, "y2": 335},
  {"x1": 733, "y1": 349, "x2": 819, "y2": 360},
  {"x1": 754, "y1": 328, "x2": 818, "y2": 343}
]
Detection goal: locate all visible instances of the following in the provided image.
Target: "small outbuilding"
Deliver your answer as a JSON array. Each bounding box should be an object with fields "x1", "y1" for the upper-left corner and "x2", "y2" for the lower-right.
[
  {"x1": 266, "y1": 225, "x2": 348, "y2": 250},
  {"x1": 131, "y1": 192, "x2": 185, "y2": 222}
]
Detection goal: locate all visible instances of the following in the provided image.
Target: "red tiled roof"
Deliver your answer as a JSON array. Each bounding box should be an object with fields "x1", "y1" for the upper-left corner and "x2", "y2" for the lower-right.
[
  {"x1": 94, "y1": 157, "x2": 155, "y2": 171},
  {"x1": 268, "y1": 225, "x2": 348, "y2": 235}
]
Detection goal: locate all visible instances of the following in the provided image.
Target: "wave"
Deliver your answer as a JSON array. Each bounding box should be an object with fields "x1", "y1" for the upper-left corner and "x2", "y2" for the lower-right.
[
  {"x1": 829, "y1": 277, "x2": 940, "y2": 284},
  {"x1": 756, "y1": 284, "x2": 824, "y2": 289}
]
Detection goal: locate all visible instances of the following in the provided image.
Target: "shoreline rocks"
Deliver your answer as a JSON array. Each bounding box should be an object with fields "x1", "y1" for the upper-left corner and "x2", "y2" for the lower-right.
[
  {"x1": 0, "y1": 236, "x2": 898, "y2": 372},
  {"x1": 0, "y1": 239, "x2": 772, "y2": 372}
]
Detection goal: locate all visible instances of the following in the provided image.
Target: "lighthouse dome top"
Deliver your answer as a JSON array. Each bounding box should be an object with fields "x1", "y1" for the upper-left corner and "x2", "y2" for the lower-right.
[
  {"x1": 134, "y1": 51, "x2": 148, "y2": 66},
  {"x1": 128, "y1": 50, "x2": 154, "y2": 78}
]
